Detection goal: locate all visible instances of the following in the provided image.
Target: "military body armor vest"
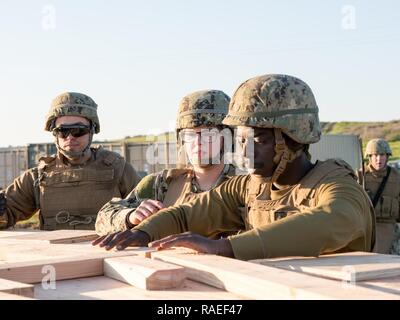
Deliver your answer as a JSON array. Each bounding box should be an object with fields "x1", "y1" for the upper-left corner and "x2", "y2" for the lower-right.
[
  {"x1": 363, "y1": 166, "x2": 400, "y2": 223},
  {"x1": 35, "y1": 147, "x2": 126, "y2": 230}
]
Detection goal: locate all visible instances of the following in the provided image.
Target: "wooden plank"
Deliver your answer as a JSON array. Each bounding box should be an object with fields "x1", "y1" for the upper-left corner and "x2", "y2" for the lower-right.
[
  {"x1": 3, "y1": 230, "x2": 99, "y2": 244},
  {"x1": 360, "y1": 275, "x2": 400, "y2": 296},
  {"x1": 0, "y1": 292, "x2": 35, "y2": 300},
  {"x1": 0, "y1": 248, "x2": 155, "y2": 284},
  {"x1": 0, "y1": 230, "x2": 45, "y2": 238},
  {"x1": 104, "y1": 256, "x2": 186, "y2": 290},
  {"x1": 0, "y1": 238, "x2": 155, "y2": 265},
  {"x1": 34, "y1": 276, "x2": 245, "y2": 300},
  {"x1": 150, "y1": 250, "x2": 400, "y2": 300},
  {"x1": 0, "y1": 278, "x2": 34, "y2": 298},
  {"x1": 250, "y1": 252, "x2": 400, "y2": 282}
]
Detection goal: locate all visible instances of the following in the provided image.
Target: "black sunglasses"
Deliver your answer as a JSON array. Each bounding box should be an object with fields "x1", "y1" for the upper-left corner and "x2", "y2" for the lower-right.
[{"x1": 52, "y1": 125, "x2": 91, "y2": 139}]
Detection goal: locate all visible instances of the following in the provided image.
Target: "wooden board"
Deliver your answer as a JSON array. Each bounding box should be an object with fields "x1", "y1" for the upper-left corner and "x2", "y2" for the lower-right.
[
  {"x1": 150, "y1": 250, "x2": 400, "y2": 300},
  {"x1": 104, "y1": 256, "x2": 186, "y2": 290},
  {"x1": 0, "y1": 248, "x2": 155, "y2": 284},
  {"x1": 0, "y1": 292, "x2": 35, "y2": 300},
  {"x1": 250, "y1": 252, "x2": 400, "y2": 282},
  {"x1": 0, "y1": 238, "x2": 154, "y2": 265},
  {"x1": 34, "y1": 276, "x2": 245, "y2": 300},
  {"x1": 0, "y1": 278, "x2": 34, "y2": 298},
  {"x1": 360, "y1": 275, "x2": 400, "y2": 296},
  {"x1": 3, "y1": 230, "x2": 99, "y2": 244},
  {"x1": 0, "y1": 230, "x2": 45, "y2": 238}
]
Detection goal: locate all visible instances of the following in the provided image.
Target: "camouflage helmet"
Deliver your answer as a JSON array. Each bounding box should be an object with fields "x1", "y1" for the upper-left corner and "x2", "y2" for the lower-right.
[
  {"x1": 45, "y1": 92, "x2": 100, "y2": 133},
  {"x1": 365, "y1": 138, "x2": 392, "y2": 157},
  {"x1": 223, "y1": 74, "x2": 321, "y2": 145},
  {"x1": 176, "y1": 90, "x2": 230, "y2": 130}
]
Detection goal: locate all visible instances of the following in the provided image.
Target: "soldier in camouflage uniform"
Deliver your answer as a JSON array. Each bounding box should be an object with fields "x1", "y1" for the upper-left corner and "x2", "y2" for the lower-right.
[
  {"x1": 95, "y1": 90, "x2": 236, "y2": 235},
  {"x1": 93, "y1": 74, "x2": 374, "y2": 260},
  {"x1": 0, "y1": 92, "x2": 140, "y2": 230},
  {"x1": 357, "y1": 138, "x2": 400, "y2": 254}
]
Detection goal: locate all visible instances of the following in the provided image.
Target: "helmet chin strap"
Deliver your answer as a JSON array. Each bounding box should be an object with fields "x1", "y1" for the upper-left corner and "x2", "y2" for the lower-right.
[
  {"x1": 266, "y1": 129, "x2": 303, "y2": 183},
  {"x1": 56, "y1": 131, "x2": 94, "y2": 162}
]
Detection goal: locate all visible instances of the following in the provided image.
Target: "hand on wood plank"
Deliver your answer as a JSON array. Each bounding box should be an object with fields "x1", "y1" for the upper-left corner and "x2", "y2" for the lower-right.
[
  {"x1": 149, "y1": 232, "x2": 234, "y2": 258},
  {"x1": 92, "y1": 230, "x2": 150, "y2": 250}
]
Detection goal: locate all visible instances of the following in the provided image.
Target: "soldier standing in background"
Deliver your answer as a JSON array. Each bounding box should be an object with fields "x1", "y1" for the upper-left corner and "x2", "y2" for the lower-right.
[
  {"x1": 357, "y1": 138, "x2": 400, "y2": 254},
  {"x1": 0, "y1": 92, "x2": 140, "y2": 230}
]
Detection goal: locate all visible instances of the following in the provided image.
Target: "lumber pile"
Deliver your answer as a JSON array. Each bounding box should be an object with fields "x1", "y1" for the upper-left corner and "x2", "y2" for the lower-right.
[{"x1": 0, "y1": 231, "x2": 399, "y2": 300}]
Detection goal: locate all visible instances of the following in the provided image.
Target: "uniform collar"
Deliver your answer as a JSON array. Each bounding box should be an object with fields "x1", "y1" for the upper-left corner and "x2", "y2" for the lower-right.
[{"x1": 190, "y1": 164, "x2": 232, "y2": 193}]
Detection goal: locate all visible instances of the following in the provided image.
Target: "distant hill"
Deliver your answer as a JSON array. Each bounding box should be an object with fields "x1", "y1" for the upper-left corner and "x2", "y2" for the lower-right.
[
  {"x1": 321, "y1": 121, "x2": 400, "y2": 160},
  {"x1": 321, "y1": 120, "x2": 400, "y2": 141}
]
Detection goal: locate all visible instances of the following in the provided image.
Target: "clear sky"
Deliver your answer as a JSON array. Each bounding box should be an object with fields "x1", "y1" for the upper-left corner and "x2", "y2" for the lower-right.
[{"x1": 1, "y1": 0, "x2": 399, "y2": 147}]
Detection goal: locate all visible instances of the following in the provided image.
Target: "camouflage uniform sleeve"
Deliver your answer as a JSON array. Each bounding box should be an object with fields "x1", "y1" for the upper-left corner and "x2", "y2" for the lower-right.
[
  {"x1": 134, "y1": 175, "x2": 248, "y2": 240},
  {"x1": 95, "y1": 173, "x2": 157, "y2": 235},
  {"x1": 118, "y1": 161, "x2": 142, "y2": 198},
  {"x1": 0, "y1": 169, "x2": 37, "y2": 229},
  {"x1": 229, "y1": 176, "x2": 374, "y2": 260}
]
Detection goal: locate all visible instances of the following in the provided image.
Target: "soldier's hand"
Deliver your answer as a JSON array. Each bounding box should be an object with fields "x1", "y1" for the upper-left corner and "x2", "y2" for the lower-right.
[
  {"x1": 91, "y1": 229, "x2": 150, "y2": 251},
  {"x1": 129, "y1": 200, "x2": 165, "y2": 225},
  {"x1": 149, "y1": 232, "x2": 235, "y2": 258},
  {"x1": 0, "y1": 192, "x2": 6, "y2": 215}
]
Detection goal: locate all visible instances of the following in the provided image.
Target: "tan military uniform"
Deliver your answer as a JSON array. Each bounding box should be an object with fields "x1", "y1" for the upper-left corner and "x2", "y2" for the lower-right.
[
  {"x1": 135, "y1": 159, "x2": 375, "y2": 260},
  {"x1": 357, "y1": 164, "x2": 400, "y2": 254},
  {"x1": 95, "y1": 164, "x2": 235, "y2": 235},
  {"x1": 0, "y1": 146, "x2": 140, "y2": 230}
]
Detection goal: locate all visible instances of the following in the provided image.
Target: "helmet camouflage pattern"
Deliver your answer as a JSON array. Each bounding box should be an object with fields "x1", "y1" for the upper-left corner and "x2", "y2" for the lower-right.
[
  {"x1": 223, "y1": 74, "x2": 321, "y2": 144},
  {"x1": 176, "y1": 90, "x2": 230, "y2": 130},
  {"x1": 45, "y1": 92, "x2": 100, "y2": 133},
  {"x1": 365, "y1": 138, "x2": 392, "y2": 157}
]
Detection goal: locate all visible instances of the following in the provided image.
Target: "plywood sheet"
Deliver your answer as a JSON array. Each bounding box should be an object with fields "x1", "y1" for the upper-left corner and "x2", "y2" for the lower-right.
[
  {"x1": 0, "y1": 239, "x2": 153, "y2": 265},
  {"x1": 250, "y1": 252, "x2": 400, "y2": 282},
  {"x1": 0, "y1": 278, "x2": 34, "y2": 297},
  {"x1": 3, "y1": 230, "x2": 99, "y2": 244},
  {"x1": 0, "y1": 292, "x2": 35, "y2": 300},
  {"x1": 0, "y1": 244, "x2": 155, "y2": 284}
]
